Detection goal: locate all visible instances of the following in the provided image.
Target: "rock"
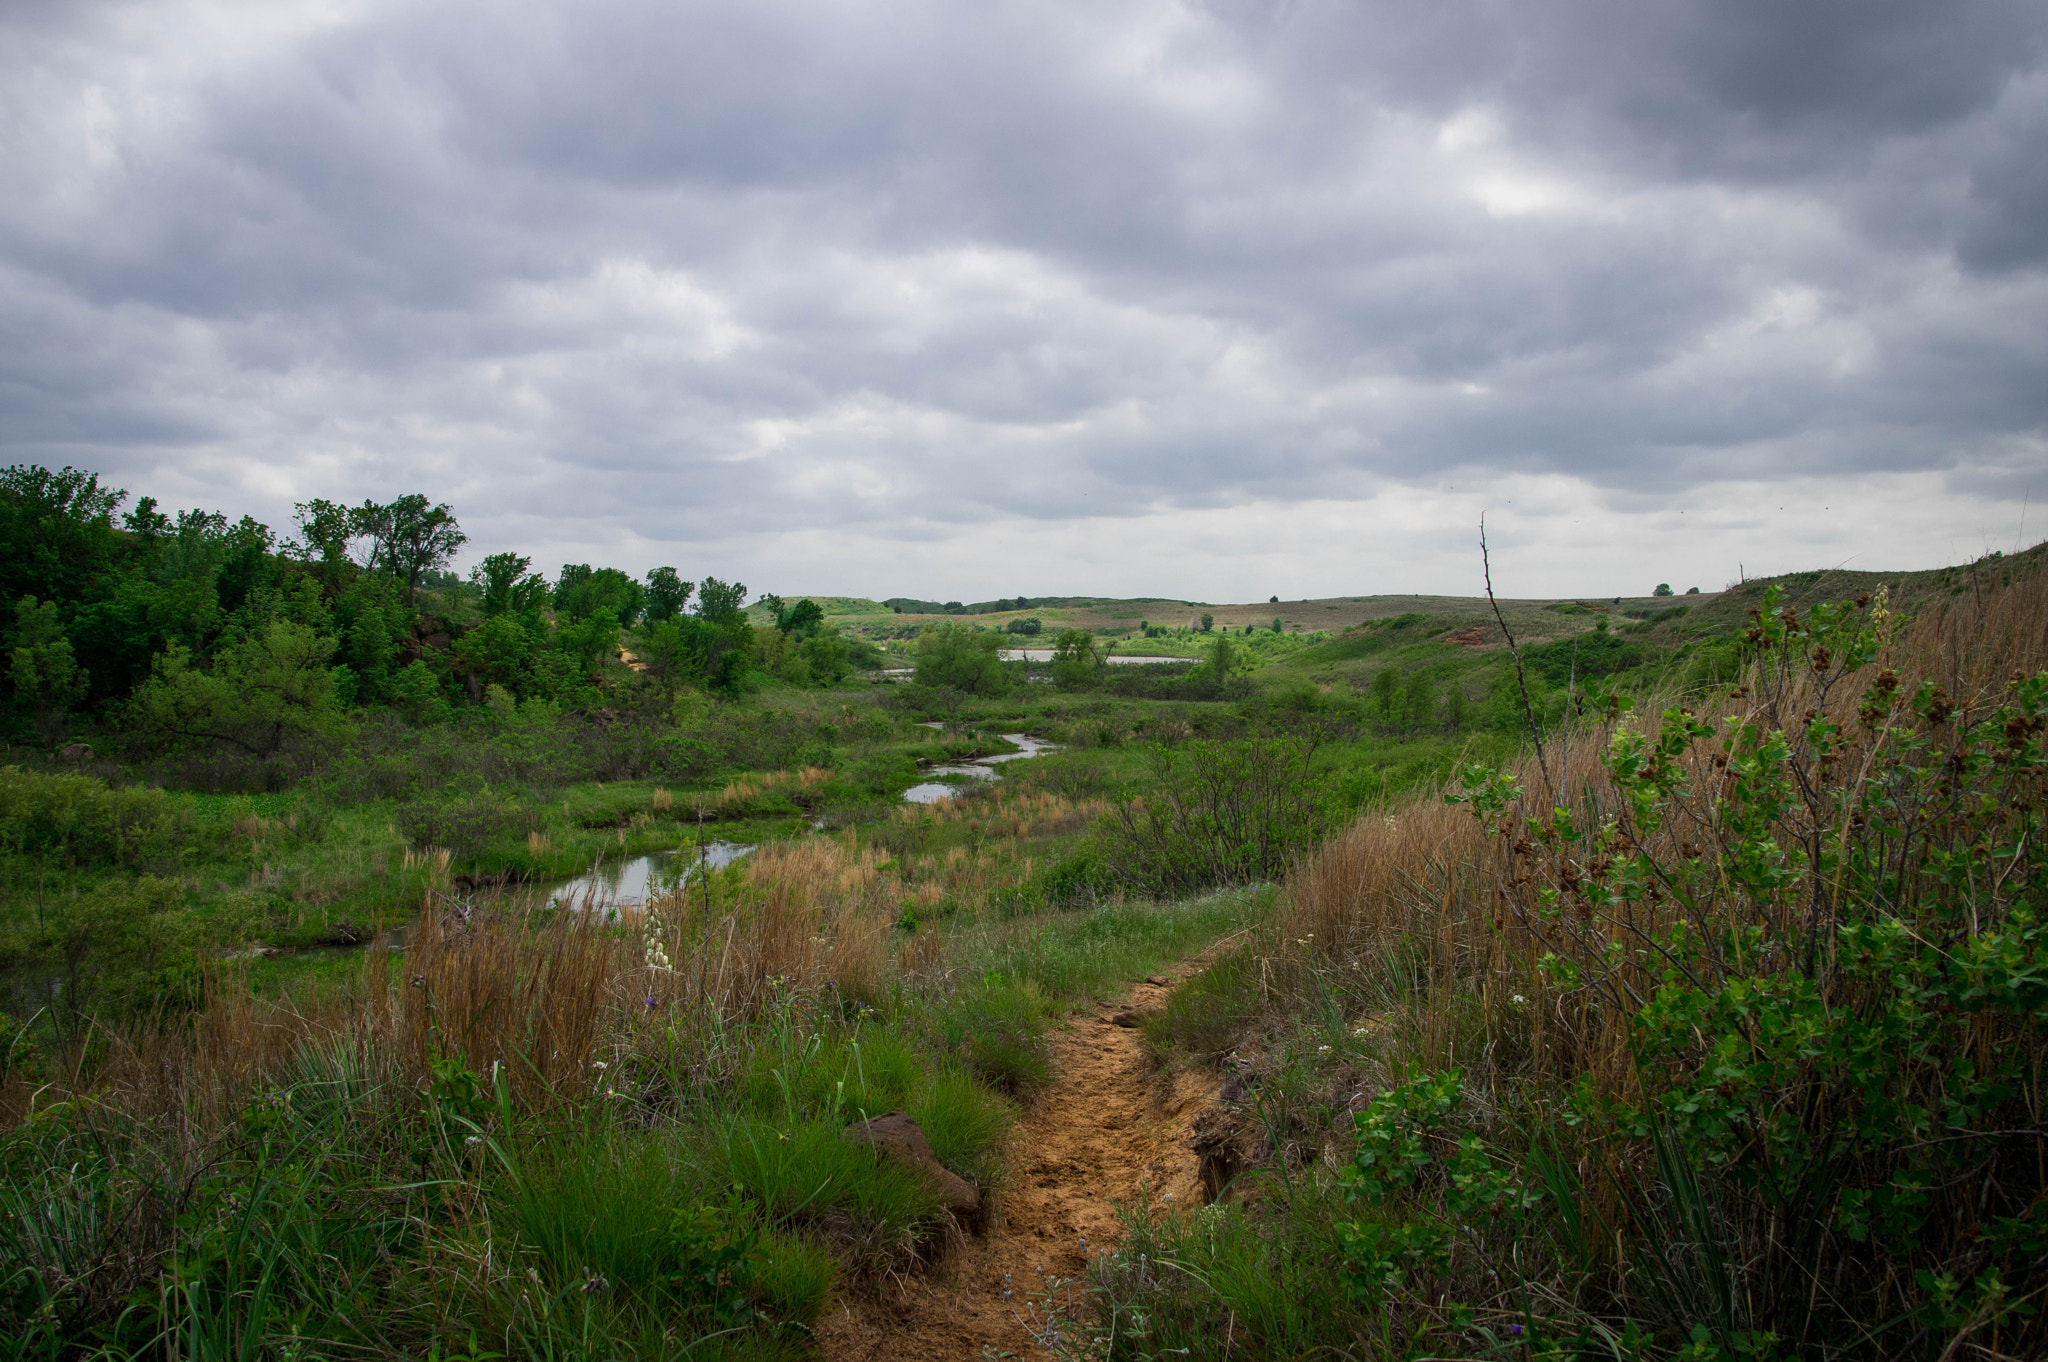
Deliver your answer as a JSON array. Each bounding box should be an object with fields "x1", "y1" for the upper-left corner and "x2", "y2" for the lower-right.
[
  {"x1": 1111, "y1": 1009, "x2": 1148, "y2": 1028},
  {"x1": 57, "y1": 742, "x2": 95, "y2": 763},
  {"x1": 842, "y1": 1112, "x2": 981, "y2": 1215},
  {"x1": 1145, "y1": 974, "x2": 1170, "y2": 987}
]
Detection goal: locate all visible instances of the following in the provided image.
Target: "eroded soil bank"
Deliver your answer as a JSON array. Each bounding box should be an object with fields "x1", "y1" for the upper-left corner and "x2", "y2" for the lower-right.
[{"x1": 817, "y1": 963, "x2": 1222, "y2": 1360}]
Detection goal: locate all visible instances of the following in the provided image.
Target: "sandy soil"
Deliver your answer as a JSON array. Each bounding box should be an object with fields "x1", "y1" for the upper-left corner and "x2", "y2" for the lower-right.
[{"x1": 815, "y1": 964, "x2": 1223, "y2": 1360}]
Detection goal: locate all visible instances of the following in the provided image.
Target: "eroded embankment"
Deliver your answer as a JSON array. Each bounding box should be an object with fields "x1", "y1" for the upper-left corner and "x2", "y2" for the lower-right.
[{"x1": 817, "y1": 963, "x2": 1223, "y2": 1360}]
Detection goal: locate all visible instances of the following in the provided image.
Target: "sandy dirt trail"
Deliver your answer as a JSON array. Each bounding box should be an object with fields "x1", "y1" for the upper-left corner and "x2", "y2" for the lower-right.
[{"x1": 815, "y1": 961, "x2": 1223, "y2": 1360}]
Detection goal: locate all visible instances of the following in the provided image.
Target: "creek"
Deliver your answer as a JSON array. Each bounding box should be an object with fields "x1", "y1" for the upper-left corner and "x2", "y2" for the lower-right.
[{"x1": 902, "y1": 731, "x2": 1056, "y2": 804}]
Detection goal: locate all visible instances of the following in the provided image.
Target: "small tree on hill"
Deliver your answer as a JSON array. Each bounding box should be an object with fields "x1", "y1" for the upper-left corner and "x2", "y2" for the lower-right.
[{"x1": 643, "y1": 567, "x2": 693, "y2": 623}]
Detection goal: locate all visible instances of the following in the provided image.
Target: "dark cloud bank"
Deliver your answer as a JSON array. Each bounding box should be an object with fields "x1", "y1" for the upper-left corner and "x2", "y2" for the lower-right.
[{"x1": 2, "y1": 0, "x2": 2043, "y2": 598}]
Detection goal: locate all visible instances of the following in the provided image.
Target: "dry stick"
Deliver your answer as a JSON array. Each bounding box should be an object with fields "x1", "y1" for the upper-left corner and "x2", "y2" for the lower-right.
[
  {"x1": 1561, "y1": 635, "x2": 1579, "y2": 801},
  {"x1": 1481, "y1": 514, "x2": 1553, "y2": 795}
]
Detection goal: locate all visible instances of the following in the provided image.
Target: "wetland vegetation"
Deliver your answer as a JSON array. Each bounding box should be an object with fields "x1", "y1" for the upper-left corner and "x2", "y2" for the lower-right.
[{"x1": 3, "y1": 460, "x2": 2045, "y2": 1359}]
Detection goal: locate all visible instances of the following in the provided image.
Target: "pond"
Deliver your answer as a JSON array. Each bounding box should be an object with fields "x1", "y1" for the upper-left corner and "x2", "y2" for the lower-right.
[
  {"x1": 999, "y1": 649, "x2": 1195, "y2": 664},
  {"x1": 533, "y1": 840, "x2": 756, "y2": 910}
]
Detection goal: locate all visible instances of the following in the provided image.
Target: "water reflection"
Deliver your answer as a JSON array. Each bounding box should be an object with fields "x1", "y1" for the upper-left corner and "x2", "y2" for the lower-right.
[
  {"x1": 999, "y1": 649, "x2": 1194, "y2": 664},
  {"x1": 902, "y1": 732, "x2": 1056, "y2": 804},
  {"x1": 537, "y1": 841, "x2": 755, "y2": 909}
]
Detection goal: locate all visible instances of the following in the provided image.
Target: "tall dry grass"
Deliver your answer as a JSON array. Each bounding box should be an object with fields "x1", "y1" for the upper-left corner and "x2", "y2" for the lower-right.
[
  {"x1": 0, "y1": 828, "x2": 937, "y2": 1139},
  {"x1": 1275, "y1": 561, "x2": 2048, "y2": 1073},
  {"x1": 1186, "y1": 558, "x2": 2048, "y2": 1349}
]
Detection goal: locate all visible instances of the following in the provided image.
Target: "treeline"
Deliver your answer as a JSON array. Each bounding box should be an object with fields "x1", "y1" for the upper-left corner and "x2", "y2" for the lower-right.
[{"x1": 1, "y1": 464, "x2": 872, "y2": 758}]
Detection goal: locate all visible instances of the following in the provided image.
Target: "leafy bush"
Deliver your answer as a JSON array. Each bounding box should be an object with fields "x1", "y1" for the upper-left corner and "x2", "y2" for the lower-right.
[
  {"x1": 1438, "y1": 584, "x2": 2048, "y2": 1355},
  {"x1": 913, "y1": 623, "x2": 1013, "y2": 696},
  {"x1": 0, "y1": 766, "x2": 193, "y2": 869},
  {"x1": 40, "y1": 875, "x2": 226, "y2": 1029},
  {"x1": 393, "y1": 792, "x2": 542, "y2": 861},
  {"x1": 1097, "y1": 739, "x2": 1333, "y2": 897},
  {"x1": 1520, "y1": 626, "x2": 1644, "y2": 681}
]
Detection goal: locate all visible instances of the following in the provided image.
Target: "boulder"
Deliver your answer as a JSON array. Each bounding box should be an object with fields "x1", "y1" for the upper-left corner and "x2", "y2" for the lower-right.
[
  {"x1": 842, "y1": 1111, "x2": 980, "y2": 1215},
  {"x1": 57, "y1": 742, "x2": 95, "y2": 763}
]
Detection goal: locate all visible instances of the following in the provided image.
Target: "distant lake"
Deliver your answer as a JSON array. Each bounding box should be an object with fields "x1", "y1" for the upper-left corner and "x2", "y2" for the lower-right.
[{"x1": 999, "y1": 649, "x2": 1195, "y2": 664}]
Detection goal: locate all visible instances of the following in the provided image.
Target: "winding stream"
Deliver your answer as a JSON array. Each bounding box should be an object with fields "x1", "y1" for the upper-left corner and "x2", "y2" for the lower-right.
[{"x1": 902, "y1": 731, "x2": 1057, "y2": 804}]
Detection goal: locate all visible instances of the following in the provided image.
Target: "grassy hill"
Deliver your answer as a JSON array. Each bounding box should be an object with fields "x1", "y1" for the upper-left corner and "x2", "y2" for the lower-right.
[{"x1": 787, "y1": 542, "x2": 2048, "y2": 694}]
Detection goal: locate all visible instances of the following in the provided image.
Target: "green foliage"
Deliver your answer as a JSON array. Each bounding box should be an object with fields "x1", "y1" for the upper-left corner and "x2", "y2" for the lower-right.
[
  {"x1": 9, "y1": 596, "x2": 89, "y2": 743},
  {"x1": 394, "y1": 791, "x2": 543, "y2": 862},
  {"x1": 1336, "y1": 1070, "x2": 1536, "y2": 1303},
  {"x1": 554, "y1": 564, "x2": 644, "y2": 627},
  {"x1": 1402, "y1": 668, "x2": 1434, "y2": 730},
  {"x1": 129, "y1": 622, "x2": 344, "y2": 758},
  {"x1": 1005, "y1": 616, "x2": 1042, "y2": 636},
  {"x1": 0, "y1": 465, "x2": 127, "y2": 624},
  {"x1": 764, "y1": 596, "x2": 825, "y2": 637},
  {"x1": 42, "y1": 874, "x2": 218, "y2": 1028},
  {"x1": 0, "y1": 766, "x2": 190, "y2": 870},
  {"x1": 470, "y1": 552, "x2": 549, "y2": 624},
  {"x1": 1655, "y1": 582, "x2": 1674, "y2": 596},
  {"x1": 640, "y1": 614, "x2": 755, "y2": 695},
  {"x1": 1098, "y1": 739, "x2": 1332, "y2": 897},
  {"x1": 1445, "y1": 585, "x2": 2048, "y2": 1355},
  {"x1": 502, "y1": 1135, "x2": 807, "y2": 1335},
  {"x1": 453, "y1": 615, "x2": 539, "y2": 697},
  {"x1": 550, "y1": 609, "x2": 623, "y2": 683},
  {"x1": 695, "y1": 577, "x2": 749, "y2": 623},
  {"x1": 642, "y1": 566, "x2": 693, "y2": 624},
  {"x1": 798, "y1": 631, "x2": 849, "y2": 685},
  {"x1": 1206, "y1": 630, "x2": 1235, "y2": 679},
  {"x1": 1050, "y1": 629, "x2": 1097, "y2": 691},
  {"x1": 389, "y1": 658, "x2": 451, "y2": 723},
  {"x1": 1521, "y1": 627, "x2": 1644, "y2": 681},
  {"x1": 914, "y1": 623, "x2": 1013, "y2": 696},
  {"x1": 349, "y1": 494, "x2": 465, "y2": 606}
]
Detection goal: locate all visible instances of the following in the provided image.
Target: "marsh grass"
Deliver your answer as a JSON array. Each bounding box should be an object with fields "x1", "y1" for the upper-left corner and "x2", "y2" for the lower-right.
[{"x1": 0, "y1": 795, "x2": 1259, "y2": 1358}]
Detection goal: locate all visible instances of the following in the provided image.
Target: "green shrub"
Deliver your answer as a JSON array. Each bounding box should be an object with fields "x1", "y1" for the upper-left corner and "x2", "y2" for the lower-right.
[
  {"x1": 1439, "y1": 585, "x2": 2048, "y2": 1355},
  {"x1": 1097, "y1": 739, "x2": 1333, "y2": 897},
  {"x1": 1520, "y1": 627, "x2": 1643, "y2": 681},
  {"x1": 913, "y1": 624, "x2": 1013, "y2": 696},
  {"x1": 41, "y1": 875, "x2": 230, "y2": 1028},
  {"x1": 0, "y1": 766, "x2": 192, "y2": 869},
  {"x1": 393, "y1": 791, "x2": 541, "y2": 861}
]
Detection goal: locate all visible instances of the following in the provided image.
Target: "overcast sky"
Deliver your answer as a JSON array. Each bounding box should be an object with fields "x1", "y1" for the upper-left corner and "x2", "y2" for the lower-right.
[{"x1": 4, "y1": 0, "x2": 2044, "y2": 602}]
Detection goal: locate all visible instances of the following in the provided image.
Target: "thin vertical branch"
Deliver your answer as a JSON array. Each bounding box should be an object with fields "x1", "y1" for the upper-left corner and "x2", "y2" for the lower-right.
[{"x1": 1481, "y1": 514, "x2": 1552, "y2": 795}]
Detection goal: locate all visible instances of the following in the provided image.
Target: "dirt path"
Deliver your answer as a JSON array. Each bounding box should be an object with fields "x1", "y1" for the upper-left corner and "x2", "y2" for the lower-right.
[{"x1": 816, "y1": 959, "x2": 1224, "y2": 1360}]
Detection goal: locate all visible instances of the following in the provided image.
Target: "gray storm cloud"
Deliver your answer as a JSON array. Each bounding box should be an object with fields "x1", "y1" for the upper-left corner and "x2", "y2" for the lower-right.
[{"x1": 1, "y1": 0, "x2": 2042, "y2": 597}]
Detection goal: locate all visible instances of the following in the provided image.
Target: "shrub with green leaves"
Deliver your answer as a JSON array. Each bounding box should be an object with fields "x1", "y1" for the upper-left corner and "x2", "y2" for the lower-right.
[
  {"x1": 1097, "y1": 738, "x2": 1333, "y2": 897},
  {"x1": 0, "y1": 765, "x2": 192, "y2": 869},
  {"x1": 1445, "y1": 583, "x2": 2048, "y2": 1356}
]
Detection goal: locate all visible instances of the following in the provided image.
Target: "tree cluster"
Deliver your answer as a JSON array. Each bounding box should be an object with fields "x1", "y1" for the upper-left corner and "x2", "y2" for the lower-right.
[{"x1": 1, "y1": 463, "x2": 863, "y2": 757}]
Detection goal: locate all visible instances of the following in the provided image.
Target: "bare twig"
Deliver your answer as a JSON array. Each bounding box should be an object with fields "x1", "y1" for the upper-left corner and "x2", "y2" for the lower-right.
[{"x1": 1481, "y1": 514, "x2": 1552, "y2": 794}]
